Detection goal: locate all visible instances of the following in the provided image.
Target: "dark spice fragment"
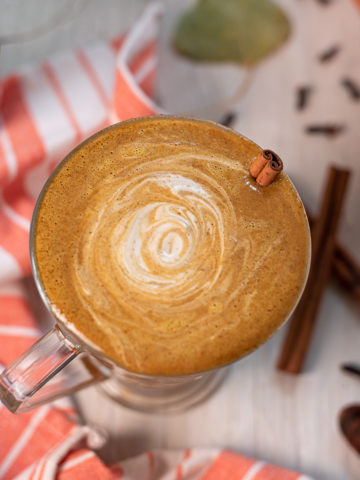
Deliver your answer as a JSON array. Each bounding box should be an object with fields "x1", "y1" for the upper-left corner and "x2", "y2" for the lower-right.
[
  {"x1": 305, "y1": 124, "x2": 345, "y2": 137},
  {"x1": 339, "y1": 406, "x2": 360, "y2": 455},
  {"x1": 220, "y1": 112, "x2": 237, "y2": 127},
  {"x1": 341, "y1": 78, "x2": 360, "y2": 101},
  {"x1": 315, "y1": 0, "x2": 333, "y2": 4},
  {"x1": 296, "y1": 86, "x2": 312, "y2": 111},
  {"x1": 318, "y1": 45, "x2": 340, "y2": 63},
  {"x1": 341, "y1": 364, "x2": 360, "y2": 378}
]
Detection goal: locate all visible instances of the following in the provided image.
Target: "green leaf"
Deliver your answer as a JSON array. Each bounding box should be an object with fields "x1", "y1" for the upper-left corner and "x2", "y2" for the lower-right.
[{"x1": 173, "y1": 0, "x2": 291, "y2": 66}]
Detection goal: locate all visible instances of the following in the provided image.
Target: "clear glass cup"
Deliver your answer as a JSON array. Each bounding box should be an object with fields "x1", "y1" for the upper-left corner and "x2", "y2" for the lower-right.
[{"x1": 0, "y1": 116, "x2": 311, "y2": 414}]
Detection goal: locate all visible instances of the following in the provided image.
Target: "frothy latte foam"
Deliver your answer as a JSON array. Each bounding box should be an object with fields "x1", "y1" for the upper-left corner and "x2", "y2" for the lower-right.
[{"x1": 34, "y1": 117, "x2": 309, "y2": 375}]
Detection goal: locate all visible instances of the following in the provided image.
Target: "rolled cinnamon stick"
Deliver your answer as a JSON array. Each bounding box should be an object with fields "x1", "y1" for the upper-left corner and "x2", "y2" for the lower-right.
[
  {"x1": 277, "y1": 166, "x2": 350, "y2": 374},
  {"x1": 250, "y1": 150, "x2": 283, "y2": 186},
  {"x1": 256, "y1": 154, "x2": 283, "y2": 186},
  {"x1": 250, "y1": 150, "x2": 270, "y2": 178}
]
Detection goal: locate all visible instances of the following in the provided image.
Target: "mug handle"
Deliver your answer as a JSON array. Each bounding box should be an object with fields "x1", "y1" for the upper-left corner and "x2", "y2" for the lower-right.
[{"x1": 0, "y1": 325, "x2": 109, "y2": 414}]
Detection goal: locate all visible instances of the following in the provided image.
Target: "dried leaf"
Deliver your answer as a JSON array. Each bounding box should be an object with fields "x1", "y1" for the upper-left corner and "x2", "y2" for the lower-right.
[{"x1": 173, "y1": 0, "x2": 291, "y2": 66}]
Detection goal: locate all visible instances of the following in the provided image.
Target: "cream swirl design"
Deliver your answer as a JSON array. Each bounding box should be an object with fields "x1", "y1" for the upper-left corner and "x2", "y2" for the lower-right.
[
  {"x1": 73, "y1": 154, "x2": 243, "y2": 362},
  {"x1": 114, "y1": 173, "x2": 224, "y2": 297}
]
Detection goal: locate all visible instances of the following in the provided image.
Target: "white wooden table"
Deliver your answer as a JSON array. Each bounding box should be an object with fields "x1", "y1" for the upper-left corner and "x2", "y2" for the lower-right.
[{"x1": 2, "y1": 1, "x2": 360, "y2": 478}]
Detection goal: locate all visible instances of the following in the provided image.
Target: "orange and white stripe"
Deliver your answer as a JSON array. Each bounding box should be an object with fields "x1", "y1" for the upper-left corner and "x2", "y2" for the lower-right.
[
  {"x1": 107, "y1": 449, "x2": 312, "y2": 480},
  {"x1": 0, "y1": 293, "x2": 41, "y2": 362},
  {"x1": 0, "y1": 326, "x2": 40, "y2": 338},
  {"x1": 0, "y1": 5, "x2": 163, "y2": 284},
  {"x1": 44, "y1": 52, "x2": 108, "y2": 137},
  {"x1": 0, "y1": 405, "x2": 51, "y2": 479},
  {"x1": 0, "y1": 75, "x2": 46, "y2": 173},
  {"x1": 0, "y1": 112, "x2": 18, "y2": 185},
  {"x1": 75, "y1": 49, "x2": 111, "y2": 109},
  {"x1": 1, "y1": 190, "x2": 31, "y2": 231},
  {"x1": 0, "y1": 208, "x2": 30, "y2": 277},
  {"x1": 0, "y1": 246, "x2": 22, "y2": 282},
  {"x1": 114, "y1": 2, "x2": 163, "y2": 121},
  {"x1": 130, "y1": 41, "x2": 157, "y2": 97},
  {"x1": 174, "y1": 448, "x2": 220, "y2": 480}
]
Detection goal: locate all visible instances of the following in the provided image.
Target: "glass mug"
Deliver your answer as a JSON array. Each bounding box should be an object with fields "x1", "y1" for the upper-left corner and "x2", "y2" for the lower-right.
[{"x1": 0, "y1": 117, "x2": 310, "y2": 414}]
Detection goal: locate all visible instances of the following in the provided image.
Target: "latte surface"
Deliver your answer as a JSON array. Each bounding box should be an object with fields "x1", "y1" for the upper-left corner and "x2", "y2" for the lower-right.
[{"x1": 34, "y1": 117, "x2": 310, "y2": 375}]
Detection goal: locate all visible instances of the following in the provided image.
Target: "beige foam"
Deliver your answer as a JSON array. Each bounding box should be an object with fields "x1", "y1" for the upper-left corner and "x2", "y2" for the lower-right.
[{"x1": 35, "y1": 117, "x2": 310, "y2": 375}]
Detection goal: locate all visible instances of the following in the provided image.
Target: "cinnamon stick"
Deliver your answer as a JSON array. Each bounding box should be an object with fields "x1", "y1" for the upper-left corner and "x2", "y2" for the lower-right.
[
  {"x1": 277, "y1": 166, "x2": 350, "y2": 374},
  {"x1": 250, "y1": 150, "x2": 270, "y2": 178},
  {"x1": 307, "y1": 210, "x2": 360, "y2": 304},
  {"x1": 250, "y1": 150, "x2": 283, "y2": 186}
]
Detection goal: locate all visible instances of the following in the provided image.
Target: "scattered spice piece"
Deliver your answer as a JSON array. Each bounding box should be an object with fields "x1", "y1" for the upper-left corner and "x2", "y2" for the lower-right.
[
  {"x1": 318, "y1": 45, "x2": 340, "y2": 63},
  {"x1": 250, "y1": 149, "x2": 283, "y2": 186},
  {"x1": 250, "y1": 151, "x2": 269, "y2": 178},
  {"x1": 341, "y1": 77, "x2": 360, "y2": 101},
  {"x1": 220, "y1": 112, "x2": 237, "y2": 127},
  {"x1": 341, "y1": 364, "x2": 360, "y2": 378},
  {"x1": 305, "y1": 124, "x2": 345, "y2": 137},
  {"x1": 277, "y1": 166, "x2": 350, "y2": 374},
  {"x1": 296, "y1": 86, "x2": 312, "y2": 111},
  {"x1": 315, "y1": 0, "x2": 333, "y2": 5},
  {"x1": 339, "y1": 405, "x2": 360, "y2": 455}
]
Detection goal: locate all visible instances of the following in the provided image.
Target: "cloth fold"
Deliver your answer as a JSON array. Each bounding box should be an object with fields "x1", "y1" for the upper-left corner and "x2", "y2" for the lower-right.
[{"x1": 0, "y1": 3, "x2": 313, "y2": 479}]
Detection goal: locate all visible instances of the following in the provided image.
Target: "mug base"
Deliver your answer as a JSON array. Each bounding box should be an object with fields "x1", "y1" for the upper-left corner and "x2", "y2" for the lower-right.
[{"x1": 97, "y1": 367, "x2": 228, "y2": 413}]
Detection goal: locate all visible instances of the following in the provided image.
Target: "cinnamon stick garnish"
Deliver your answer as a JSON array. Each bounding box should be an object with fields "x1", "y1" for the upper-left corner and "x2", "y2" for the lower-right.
[
  {"x1": 307, "y1": 210, "x2": 360, "y2": 304},
  {"x1": 250, "y1": 150, "x2": 283, "y2": 186},
  {"x1": 250, "y1": 150, "x2": 269, "y2": 178},
  {"x1": 277, "y1": 166, "x2": 350, "y2": 374}
]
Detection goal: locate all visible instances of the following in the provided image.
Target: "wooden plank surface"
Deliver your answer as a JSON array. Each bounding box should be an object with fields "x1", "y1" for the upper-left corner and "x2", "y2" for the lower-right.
[{"x1": 2, "y1": 1, "x2": 360, "y2": 478}]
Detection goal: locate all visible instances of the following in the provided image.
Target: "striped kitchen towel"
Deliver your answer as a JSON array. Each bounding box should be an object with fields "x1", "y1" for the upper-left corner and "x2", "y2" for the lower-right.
[
  {"x1": 0, "y1": 2, "x2": 314, "y2": 479},
  {"x1": 0, "y1": 2, "x2": 162, "y2": 283}
]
